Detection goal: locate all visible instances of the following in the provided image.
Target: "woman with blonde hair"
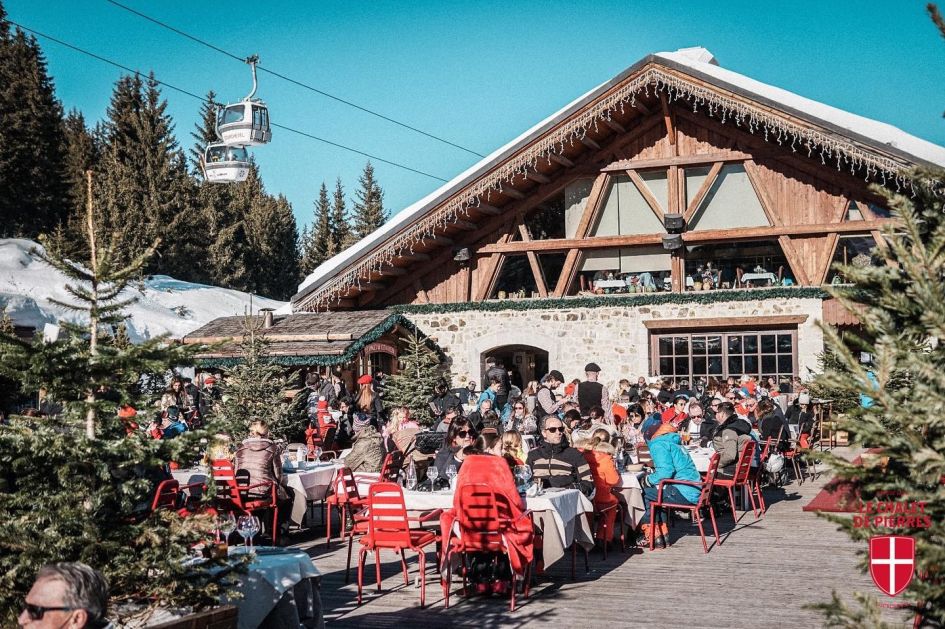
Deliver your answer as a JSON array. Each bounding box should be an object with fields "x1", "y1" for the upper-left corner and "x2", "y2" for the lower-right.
[
  {"x1": 523, "y1": 380, "x2": 540, "y2": 414},
  {"x1": 501, "y1": 429, "x2": 526, "y2": 465},
  {"x1": 354, "y1": 374, "x2": 385, "y2": 427},
  {"x1": 384, "y1": 406, "x2": 420, "y2": 454},
  {"x1": 574, "y1": 428, "x2": 620, "y2": 542}
]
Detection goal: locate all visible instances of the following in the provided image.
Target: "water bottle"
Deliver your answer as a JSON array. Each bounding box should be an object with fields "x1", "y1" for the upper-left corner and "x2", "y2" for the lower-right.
[
  {"x1": 405, "y1": 458, "x2": 418, "y2": 491},
  {"x1": 297, "y1": 445, "x2": 307, "y2": 468}
]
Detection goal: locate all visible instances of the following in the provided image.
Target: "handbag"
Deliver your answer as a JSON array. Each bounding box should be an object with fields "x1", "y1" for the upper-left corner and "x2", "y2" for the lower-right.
[
  {"x1": 414, "y1": 431, "x2": 445, "y2": 455},
  {"x1": 765, "y1": 452, "x2": 785, "y2": 474}
]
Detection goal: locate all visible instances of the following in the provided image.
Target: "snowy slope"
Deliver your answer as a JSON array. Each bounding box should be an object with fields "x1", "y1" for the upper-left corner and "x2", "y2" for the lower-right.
[{"x1": 0, "y1": 239, "x2": 285, "y2": 341}]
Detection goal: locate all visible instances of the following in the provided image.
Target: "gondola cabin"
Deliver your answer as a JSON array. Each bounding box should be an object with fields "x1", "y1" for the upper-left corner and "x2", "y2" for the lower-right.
[
  {"x1": 216, "y1": 100, "x2": 271, "y2": 147},
  {"x1": 203, "y1": 143, "x2": 250, "y2": 183}
]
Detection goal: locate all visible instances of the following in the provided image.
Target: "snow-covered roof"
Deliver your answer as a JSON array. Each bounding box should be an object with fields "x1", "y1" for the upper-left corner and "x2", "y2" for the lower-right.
[{"x1": 293, "y1": 47, "x2": 945, "y2": 307}]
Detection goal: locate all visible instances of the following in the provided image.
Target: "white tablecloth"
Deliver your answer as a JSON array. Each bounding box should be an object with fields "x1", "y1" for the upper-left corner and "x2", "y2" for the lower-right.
[
  {"x1": 226, "y1": 547, "x2": 322, "y2": 629},
  {"x1": 617, "y1": 472, "x2": 645, "y2": 527},
  {"x1": 401, "y1": 487, "x2": 593, "y2": 566},
  {"x1": 594, "y1": 279, "x2": 626, "y2": 289},
  {"x1": 686, "y1": 446, "x2": 715, "y2": 473},
  {"x1": 741, "y1": 272, "x2": 778, "y2": 285}
]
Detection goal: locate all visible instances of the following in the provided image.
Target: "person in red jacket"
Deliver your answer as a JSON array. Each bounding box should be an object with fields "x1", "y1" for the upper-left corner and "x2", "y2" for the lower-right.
[
  {"x1": 439, "y1": 449, "x2": 534, "y2": 597},
  {"x1": 660, "y1": 394, "x2": 689, "y2": 427},
  {"x1": 575, "y1": 428, "x2": 620, "y2": 541}
]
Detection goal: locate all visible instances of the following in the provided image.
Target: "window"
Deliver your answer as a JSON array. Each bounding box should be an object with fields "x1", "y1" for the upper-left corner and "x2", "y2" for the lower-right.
[
  {"x1": 684, "y1": 239, "x2": 795, "y2": 289},
  {"x1": 524, "y1": 194, "x2": 566, "y2": 240},
  {"x1": 827, "y1": 234, "x2": 881, "y2": 284},
  {"x1": 687, "y1": 164, "x2": 770, "y2": 231},
  {"x1": 221, "y1": 105, "x2": 246, "y2": 125},
  {"x1": 369, "y1": 352, "x2": 393, "y2": 376},
  {"x1": 844, "y1": 200, "x2": 863, "y2": 221},
  {"x1": 652, "y1": 330, "x2": 797, "y2": 383},
  {"x1": 573, "y1": 246, "x2": 671, "y2": 294},
  {"x1": 590, "y1": 175, "x2": 664, "y2": 237},
  {"x1": 491, "y1": 255, "x2": 537, "y2": 298}
]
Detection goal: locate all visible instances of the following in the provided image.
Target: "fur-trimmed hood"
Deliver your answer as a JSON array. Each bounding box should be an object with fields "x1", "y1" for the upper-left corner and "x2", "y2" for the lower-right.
[{"x1": 573, "y1": 438, "x2": 616, "y2": 455}]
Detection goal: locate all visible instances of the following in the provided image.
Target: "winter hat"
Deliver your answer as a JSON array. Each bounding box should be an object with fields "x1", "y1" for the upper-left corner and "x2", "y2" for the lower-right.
[
  {"x1": 118, "y1": 405, "x2": 137, "y2": 418},
  {"x1": 584, "y1": 362, "x2": 602, "y2": 373},
  {"x1": 353, "y1": 413, "x2": 371, "y2": 432},
  {"x1": 357, "y1": 374, "x2": 373, "y2": 385},
  {"x1": 641, "y1": 416, "x2": 662, "y2": 442},
  {"x1": 204, "y1": 376, "x2": 216, "y2": 385},
  {"x1": 672, "y1": 393, "x2": 689, "y2": 403}
]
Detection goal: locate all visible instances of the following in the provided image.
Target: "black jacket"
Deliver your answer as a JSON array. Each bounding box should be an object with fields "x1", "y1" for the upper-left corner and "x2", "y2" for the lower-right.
[
  {"x1": 760, "y1": 412, "x2": 791, "y2": 452},
  {"x1": 484, "y1": 365, "x2": 511, "y2": 396},
  {"x1": 525, "y1": 441, "x2": 594, "y2": 496},
  {"x1": 433, "y1": 444, "x2": 463, "y2": 478}
]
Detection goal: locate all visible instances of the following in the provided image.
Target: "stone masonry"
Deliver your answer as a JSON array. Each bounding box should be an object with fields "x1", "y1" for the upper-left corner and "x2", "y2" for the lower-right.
[{"x1": 404, "y1": 297, "x2": 825, "y2": 390}]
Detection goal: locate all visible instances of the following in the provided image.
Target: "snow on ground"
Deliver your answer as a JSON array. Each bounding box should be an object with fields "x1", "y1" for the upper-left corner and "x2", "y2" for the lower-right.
[{"x1": 0, "y1": 238, "x2": 285, "y2": 342}]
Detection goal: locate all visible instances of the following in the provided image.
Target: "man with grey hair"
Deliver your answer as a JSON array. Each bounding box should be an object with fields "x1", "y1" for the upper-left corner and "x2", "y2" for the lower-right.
[
  {"x1": 18, "y1": 562, "x2": 109, "y2": 628},
  {"x1": 525, "y1": 414, "x2": 594, "y2": 496}
]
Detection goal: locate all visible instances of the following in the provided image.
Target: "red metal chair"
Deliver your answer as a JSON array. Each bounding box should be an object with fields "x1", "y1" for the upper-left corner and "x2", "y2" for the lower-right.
[
  {"x1": 356, "y1": 483, "x2": 440, "y2": 607},
  {"x1": 442, "y1": 483, "x2": 533, "y2": 611},
  {"x1": 150, "y1": 479, "x2": 205, "y2": 514},
  {"x1": 751, "y1": 434, "x2": 778, "y2": 516},
  {"x1": 325, "y1": 467, "x2": 367, "y2": 548},
  {"x1": 210, "y1": 459, "x2": 280, "y2": 545},
  {"x1": 379, "y1": 451, "x2": 405, "y2": 483},
  {"x1": 649, "y1": 452, "x2": 721, "y2": 553},
  {"x1": 784, "y1": 433, "x2": 817, "y2": 484},
  {"x1": 714, "y1": 441, "x2": 760, "y2": 521}
]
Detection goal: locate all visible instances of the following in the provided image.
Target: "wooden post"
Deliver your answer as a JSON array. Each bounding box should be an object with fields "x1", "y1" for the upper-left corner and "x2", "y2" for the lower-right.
[{"x1": 84, "y1": 170, "x2": 98, "y2": 440}]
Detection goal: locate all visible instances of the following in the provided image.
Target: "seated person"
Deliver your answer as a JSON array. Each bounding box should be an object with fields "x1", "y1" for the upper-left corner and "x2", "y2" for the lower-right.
[
  {"x1": 345, "y1": 414, "x2": 386, "y2": 473},
  {"x1": 149, "y1": 406, "x2": 187, "y2": 440},
  {"x1": 504, "y1": 399, "x2": 537, "y2": 435},
  {"x1": 574, "y1": 428, "x2": 620, "y2": 540},
  {"x1": 501, "y1": 429, "x2": 527, "y2": 465},
  {"x1": 660, "y1": 394, "x2": 689, "y2": 426},
  {"x1": 466, "y1": 398, "x2": 494, "y2": 433},
  {"x1": 384, "y1": 406, "x2": 421, "y2": 455},
  {"x1": 711, "y1": 402, "x2": 753, "y2": 478},
  {"x1": 19, "y1": 562, "x2": 109, "y2": 629},
  {"x1": 440, "y1": 443, "x2": 533, "y2": 596},
  {"x1": 526, "y1": 415, "x2": 594, "y2": 496},
  {"x1": 570, "y1": 406, "x2": 614, "y2": 443},
  {"x1": 638, "y1": 418, "x2": 701, "y2": 548},
  {"x1": 433, "y1": 418, "x2": 477, "y2": 479},
  {"x1": 434, "y1": 404, "x2": 463, "y2": 433},
  {"x1": 678, "y1": 401, "x2": 711, "y2": 443},
  {"x1": 234, "y1": 420, "x2": 293, "y2": 540},
  {"x1": 479, "y1": 409, "x2": 502, "y2": 433}
]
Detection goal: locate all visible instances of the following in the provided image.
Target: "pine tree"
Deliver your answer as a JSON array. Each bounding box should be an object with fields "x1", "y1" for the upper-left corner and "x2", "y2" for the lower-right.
[
  {"x1": 0, "y1": 10, "x2": 70, "y2": 237},
  {"x1": 217, "y1": 316, "x2": 293, "y2": 441},
  {"x1": 240, "y1": 168, "x2": 301, "y2": 300},
  {"x1": 300, "y1": 182, "x2": 333, "y2": 274},
  {"x1": 189, "y1": 91, "x2": 219, "y2": 175},
  {"x1": 0, "y1": 173, "x2": 237, "y2": 625},
  {"x1": 382, "y1": 330, "x2": 448, "y2": 425},
  {"x1": 331, "y1": 178, "x2": 353, "y2": 252},
  {"x1": 97, "y1": 73, "x2": 199, "y2": 281},
  {"x1": 351, "y1": 161, "x2": 386, "y2": 241}
]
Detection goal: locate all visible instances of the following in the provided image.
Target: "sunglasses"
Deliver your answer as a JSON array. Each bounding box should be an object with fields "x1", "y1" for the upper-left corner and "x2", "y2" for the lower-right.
[
  {"x1": 456, "y1": 430, "x2": 473, "y2": 438},
  {"x1": 22, "y1": 604, "x2": 77, "y2": 621},
  {"x1": 544, "y1": 426, "x2": 564, "y2": 433},
  {"x1": 514, "y1": 406, "x2": 525, "y2": 410}
]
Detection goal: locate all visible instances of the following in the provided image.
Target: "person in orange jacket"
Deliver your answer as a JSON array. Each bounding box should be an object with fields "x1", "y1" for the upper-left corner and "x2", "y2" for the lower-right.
[{"x1": 574, "y1": 428, "x2": 621, "y2": 541}]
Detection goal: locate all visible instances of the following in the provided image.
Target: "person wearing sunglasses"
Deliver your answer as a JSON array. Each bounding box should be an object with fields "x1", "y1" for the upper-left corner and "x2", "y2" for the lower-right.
[
  {"x1": 18, "y1": 562, "x2": 109, "y2": 628},
  {"x1": 433, "y1": 418, "x2": 477, "y2": 479},
  {"x1": 525, "y1": 415, "x2": 594, "y2": 496}
]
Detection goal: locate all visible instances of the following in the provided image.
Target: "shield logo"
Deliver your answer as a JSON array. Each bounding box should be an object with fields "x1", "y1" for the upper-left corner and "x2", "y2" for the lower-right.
[{"x1": 869, "y1": 535, "x2": 915, "y2": 597}]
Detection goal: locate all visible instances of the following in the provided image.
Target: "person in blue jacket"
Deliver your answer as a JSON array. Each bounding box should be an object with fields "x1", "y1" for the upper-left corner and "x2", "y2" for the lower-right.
[{"x1": 638, "y1": 416, "x2": 702, "y2": 548}]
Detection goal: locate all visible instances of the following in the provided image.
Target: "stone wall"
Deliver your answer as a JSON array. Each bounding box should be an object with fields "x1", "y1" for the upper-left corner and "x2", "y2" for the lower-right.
[{"x1": 404, "y1": 297, "x2": 824, "y2": 389}]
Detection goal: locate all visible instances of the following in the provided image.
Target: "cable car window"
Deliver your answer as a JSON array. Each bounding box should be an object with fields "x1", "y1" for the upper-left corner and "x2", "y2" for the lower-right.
[
  {"x1": 260, "y1": 108, "x2": 269, "y2": 131},
  {"x1": 253, "y1": 107, "x2": 262, "y2": 130},
  {"x1": 207, "y1": 146, "x2": 227, "y2": 162},
  {"x1": 228, "y1": 146, "x2": 248, "y2": 161},
  {"x1": 222, "y1": 106, "x2": 245, "y2": 125}
]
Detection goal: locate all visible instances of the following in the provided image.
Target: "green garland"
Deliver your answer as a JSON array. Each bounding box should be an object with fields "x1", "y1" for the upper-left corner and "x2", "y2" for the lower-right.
[
  {"x1": 196, "y1": 313, "x2": 443, "y2": 368},
  {"x1": 392, "y1": 286, "x2": 829, "y2": 315}
]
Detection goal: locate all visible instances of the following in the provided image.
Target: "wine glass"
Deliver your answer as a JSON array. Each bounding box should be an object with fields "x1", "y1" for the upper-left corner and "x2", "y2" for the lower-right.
[
  {"x1": 218, "y1": 513, "x2": 237, "y2": 544},
  {"x1": 237, "y1": 515, "x2": 260, "y2": 550},
  {"x1": 445, "y1": 464, "x2": 458, "y2": 489},
  {"x1": 513, "y1": 465, "x2": 532, "y2": 493},
  {"x1": 427, "y1": 465, "x2": 439, "y2": 491},
  {"x1": 313, "y1": 446, "x2": 323, "y2": 462}
]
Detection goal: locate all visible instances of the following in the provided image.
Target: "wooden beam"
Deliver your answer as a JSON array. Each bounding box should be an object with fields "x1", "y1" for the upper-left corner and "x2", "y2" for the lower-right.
[
  {"x1": 525, "y1": 170, "x2": 551, "y2": 184},
  {"x1": 473, "y1": 203, "x2": 503, "y2": 216},
  {"x1": 604, "y1": 119, "x2": 626, "y2": 134},
  {"x1": 449, "y1": 220, "x2": 478, "y2": 231},
  {"x1": 417, "y1": 235, "x2": 453, "y2": 247},
  {"x1": 550, "y1": 153, "x2": 575, "y2": 168},
  {"x1": 518, "y1": 224, "x2": 548, "y2": 298},
  {"x1": 743, "y1": 159, "x2": 782, "y2": 227},
  {"x1": 477, "y1": 219, "x2": 896, "y2": 253},
  {"x1": 580, "y1": 136, "x2": 601, "y2": 150},
  {"x1": 633, "y1": 99, "x2": 652, "y2": 115},
  {"x1": 603, "y1": 152, "x2": 749, "y2": 173},
  {"x1": 659, "y1": 92, "x2": 675, "y2": 145},
  {"x1": 474, "y1": 231, "x2": 514, "y2": 301},
  {"x1": 626, "y1": 169, "x2": 665, "y2": 221},
  {"x1": 553, "y1": 173, "x2": 610, "y2": 295},
  {"x1": 643, "y1": 315, "x2": 809, "y2": 330},
  {"x1": 412, "y1": 279, "x2": 429, "y2": 304},
  {"x1": 500, "y1": 186, "x2": 526, "y2": 200},
  {"x1": 684, "y1": 161, "x2": 723, "y2": 222},
  {"x1": 778, "y1": 235, "x2": 812, "y2": 286}
]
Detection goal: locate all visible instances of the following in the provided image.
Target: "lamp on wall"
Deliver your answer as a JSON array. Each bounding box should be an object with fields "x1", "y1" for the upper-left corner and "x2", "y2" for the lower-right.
[
  {"x1": 664, "y1": 213, "x2": 685, "y2": 233},
  {"x1": 662, "y1": 234, "x2": 683, "y2": 250},
  {"x1": 453, "y1": 247, "x2": 471, "y2": 263}
]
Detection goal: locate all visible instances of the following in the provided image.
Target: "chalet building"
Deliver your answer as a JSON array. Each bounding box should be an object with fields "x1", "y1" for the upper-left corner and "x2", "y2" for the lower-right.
[{"x1": 282, "y1": 47, "x2": 945, "y2": 389}]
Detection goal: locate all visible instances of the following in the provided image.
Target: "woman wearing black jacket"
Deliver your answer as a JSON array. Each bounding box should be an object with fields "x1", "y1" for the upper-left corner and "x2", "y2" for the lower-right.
[{"x1": 757, "y1": 398, "x2": 791, "y2": 452}]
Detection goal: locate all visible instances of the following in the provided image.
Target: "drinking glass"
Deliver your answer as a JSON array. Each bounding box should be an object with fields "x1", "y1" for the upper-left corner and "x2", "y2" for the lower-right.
[
  {"x1": 427, "y1": 465, "x2": 439, "y2": 490},
  {"x1": 218, "y1": 513, "x2": 237, "y2": 544},
  {"x1": 237, "y1": 515, "x2": 260, "y2": 550},
  {"x1": 314, "y1": 446, "x2": 323, "y2": 462},
  {"x1": 445, "y1": 464, "x2": 458, "y2": 488}
]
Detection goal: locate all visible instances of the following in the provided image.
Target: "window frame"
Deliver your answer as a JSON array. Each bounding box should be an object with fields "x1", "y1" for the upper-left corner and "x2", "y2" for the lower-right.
[{"x1": 650, "y1": 328, "x2": 798, "y2": 382}]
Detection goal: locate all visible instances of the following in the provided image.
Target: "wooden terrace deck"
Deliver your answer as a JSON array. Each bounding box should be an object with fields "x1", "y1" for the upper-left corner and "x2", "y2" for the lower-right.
[{"x1": 289, "y1": 448, "x2": 909, "y2": 628}]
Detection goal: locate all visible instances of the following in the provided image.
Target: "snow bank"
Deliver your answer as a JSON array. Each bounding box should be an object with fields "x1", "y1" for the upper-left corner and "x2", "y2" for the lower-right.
[{"x1": 0, "y1": 239, "x2": 284, "y2": 342}]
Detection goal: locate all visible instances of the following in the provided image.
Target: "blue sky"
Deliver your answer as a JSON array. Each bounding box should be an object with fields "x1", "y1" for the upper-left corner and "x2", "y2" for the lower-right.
[{"x1": 6, "y1": 1, "x2": 945, "y2": 230}]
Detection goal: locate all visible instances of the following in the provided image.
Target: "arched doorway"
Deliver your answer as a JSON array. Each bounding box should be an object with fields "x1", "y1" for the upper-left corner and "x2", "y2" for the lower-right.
[{"x1": 480, "y1": 344, "x2": 549, "y2": 390}]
